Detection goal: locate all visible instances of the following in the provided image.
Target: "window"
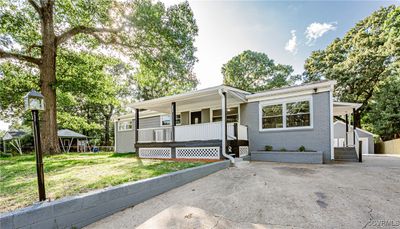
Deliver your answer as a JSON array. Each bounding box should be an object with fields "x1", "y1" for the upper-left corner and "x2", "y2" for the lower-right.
[
  {"x1": 161, "y1": 115, "x2": 171, "y2": 126},
  {"x1": 161, "y1": 114, "x2": 181, "y2": 126},
  {"x1": 262, "y1": 104, "x2": 283, "y2": 129},
  {"x1": 260, "y1": 97, "x2": 312, "y2": 130},
  {"x1": 286, "y1": 101, "x2": 310, "y2": 127},
  {"x1": 118, "y1": 120, "x2": 133, "y2": 131},
  {"x1": 212, "y1": 107, "x2": 239, "y2": 123}
]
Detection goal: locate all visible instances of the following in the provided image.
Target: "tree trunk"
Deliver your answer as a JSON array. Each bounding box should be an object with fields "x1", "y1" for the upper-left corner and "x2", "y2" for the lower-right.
[
  {"x1": 103, "y1": 105, "x2": 114, "y2": 146},
  {"x1": 40, "y1": 1, "x2": 60, "y2": 154}
]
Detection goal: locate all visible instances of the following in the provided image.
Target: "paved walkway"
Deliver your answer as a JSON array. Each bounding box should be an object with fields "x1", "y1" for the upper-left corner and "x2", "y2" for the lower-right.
[{"x1": 86, "y1": 155, "x2": 400, "y2": 228}]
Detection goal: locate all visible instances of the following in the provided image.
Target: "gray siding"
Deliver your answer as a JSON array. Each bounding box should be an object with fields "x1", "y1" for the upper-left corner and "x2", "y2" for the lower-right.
[
  {"x1": 201, "y1": 108, "x2": 210, "y2": 123},
  {"x1": 181, "y1": 112, "x2": 189, "y2": 125},
  {"x1": 115, "y1": 116, "x2": 161, "y2": 153},
  {"x1": 241, "y1": 92, "x2": 332, "y2": 163}
]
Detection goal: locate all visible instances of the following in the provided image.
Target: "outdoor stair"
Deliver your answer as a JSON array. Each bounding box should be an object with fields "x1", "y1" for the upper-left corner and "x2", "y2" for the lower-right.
[
  {"x1": 334, "y1": 147, "x2": 358, "y2": 162},
  {"x1": 233, "y1": 157, "x2": 250, "y2": 168}
]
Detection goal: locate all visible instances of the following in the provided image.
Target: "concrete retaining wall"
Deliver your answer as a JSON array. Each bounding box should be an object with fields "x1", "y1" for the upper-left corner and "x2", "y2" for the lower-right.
[
  {"x1": 0, "y1": 160, "x2": 230, "y2": 229},
  {"x1": 251, "y1": 151, "x2": 323, "y2": 164}
]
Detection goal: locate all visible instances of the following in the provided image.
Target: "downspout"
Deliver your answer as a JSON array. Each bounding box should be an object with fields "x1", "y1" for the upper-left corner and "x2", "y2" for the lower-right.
[{"x1": 218, "y1": 88, "x2": 235, "y2": 163}]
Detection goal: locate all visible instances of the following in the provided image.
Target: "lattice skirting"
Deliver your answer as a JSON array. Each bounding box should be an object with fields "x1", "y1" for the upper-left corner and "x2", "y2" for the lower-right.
[
  {"x1": 176, "y1": 147, "x2": 220, "y2": 159},
  {"x1": 239, "y1": 146, "x2": 249, "y2": 157},
  {"x1": 139, "y1": 148, "x2": 172, "y2": 158}
]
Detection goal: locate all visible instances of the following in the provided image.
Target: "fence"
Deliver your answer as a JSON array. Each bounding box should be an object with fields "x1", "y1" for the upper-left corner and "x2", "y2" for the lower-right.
[{"x1": 375, "y1": 138, "x2": 400, "y2": 154}]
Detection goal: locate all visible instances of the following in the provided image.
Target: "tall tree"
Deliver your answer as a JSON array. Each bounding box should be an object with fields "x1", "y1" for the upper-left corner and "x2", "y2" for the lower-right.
[
  {"x1": 364, "y1": 75, "x2": 400, "y2": 140},
  {"x1": 0, "y1": 50, "x2": 126, "y2": 146},
  {"x1": 0, "y1": 0, "x2": 198, "y2": 152},
  {"x1": 222, "y1": 50, "x2": 295, "y2": 93},
  {"x1": 303, "y1": 6, "x2": 400, "y2": 128},
  {"x1": 132, "y1": 1, "x2": 198, "y2": 100}
]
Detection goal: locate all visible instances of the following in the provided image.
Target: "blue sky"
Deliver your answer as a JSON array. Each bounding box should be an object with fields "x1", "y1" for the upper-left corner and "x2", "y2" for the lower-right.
[
  {"x1": 167, "y1": 0, "x2": 398, "y2": 89},
  {"x1": 0, "y1": 1, "x2": 398, "y2": 131}
]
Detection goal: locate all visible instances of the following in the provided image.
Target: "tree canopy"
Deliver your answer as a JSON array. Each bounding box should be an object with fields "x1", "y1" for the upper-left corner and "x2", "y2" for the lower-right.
[
  {"x1": 0, "y1": 0, "x2": 199, "y2": 152},
  {"x1": 303, "y1": 5, "x2": 400, "y2": 139},
  {"x1": 304, "y1": 6, "x2": 399, "y2": 110},
  {"x1": 222, "y1": 50, "x2": 296, "y2": 93}
]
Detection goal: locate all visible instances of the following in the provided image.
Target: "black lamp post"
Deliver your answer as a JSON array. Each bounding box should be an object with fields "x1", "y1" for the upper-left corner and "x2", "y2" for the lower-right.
[{"x1": 24, "y1": 90, "x2": 46, "y2": 201}]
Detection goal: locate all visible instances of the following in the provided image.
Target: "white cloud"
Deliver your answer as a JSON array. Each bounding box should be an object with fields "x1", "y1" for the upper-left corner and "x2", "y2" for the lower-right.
[
  {"x1": 305, "y1": 22, "x2": 337, "y2": 45},
  {"x1": 285, "y1": 30, "x2": 297, "y2": 54}
]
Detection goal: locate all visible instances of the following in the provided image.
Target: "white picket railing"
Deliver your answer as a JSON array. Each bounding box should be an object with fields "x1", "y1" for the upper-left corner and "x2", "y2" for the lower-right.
[
  {"x1": 354, "y1": 130, "x2": 360, "y2": 159},
  {"x1": 238, "y1": 124, "x2": 248, "y2": 140},
  {"x1": 137, "y1": 122, "x2": 248, "y2": 143},
  {"x1": 176, "y1": 122, "x2": 221, "y2": 141}
]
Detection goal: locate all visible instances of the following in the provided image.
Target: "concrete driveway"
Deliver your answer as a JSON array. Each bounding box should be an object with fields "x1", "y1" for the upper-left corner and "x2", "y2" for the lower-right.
[{"x1": 86, "y1": 155, "x2": 400, "y2": 228}]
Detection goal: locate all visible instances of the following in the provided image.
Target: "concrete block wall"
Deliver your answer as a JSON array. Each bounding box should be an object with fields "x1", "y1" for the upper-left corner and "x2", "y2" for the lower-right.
[{"x1": 0, "y1": 160, "x2": 230, "y2": 229}]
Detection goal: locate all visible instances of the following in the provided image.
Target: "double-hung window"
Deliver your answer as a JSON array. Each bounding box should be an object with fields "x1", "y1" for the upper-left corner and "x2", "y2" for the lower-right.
[
  {"x1": 260, "y1": 96, "x2": 312, "y2": 131},
  {"x1": 212, "y1": 107, "x2": 239, "y2": 123},
  {"x1": 118, "y1": 120, "x2": 133, "y2": 131},
  {"x1": 161, "y1": 114, "x2": 181, "y2": 126}
]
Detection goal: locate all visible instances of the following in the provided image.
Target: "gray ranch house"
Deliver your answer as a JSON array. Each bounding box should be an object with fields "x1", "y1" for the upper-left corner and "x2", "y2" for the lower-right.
[{"x1": 114, "y1": 80, "x2": 363, "y2": 164}]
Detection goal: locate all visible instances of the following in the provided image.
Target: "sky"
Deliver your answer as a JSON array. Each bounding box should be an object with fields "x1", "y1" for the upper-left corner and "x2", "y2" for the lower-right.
[
  {"x1": 163, "y1": 0, "x2": 397, "y2": 89},
  {"x1": 0, "y1": 0, "x2": 397, "y2": 131}
]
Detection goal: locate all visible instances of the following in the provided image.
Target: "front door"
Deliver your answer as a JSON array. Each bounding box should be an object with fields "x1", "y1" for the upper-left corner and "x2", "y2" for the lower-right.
[{"x1": 191, "y1": 111, "x2": 202, "y2": 124}]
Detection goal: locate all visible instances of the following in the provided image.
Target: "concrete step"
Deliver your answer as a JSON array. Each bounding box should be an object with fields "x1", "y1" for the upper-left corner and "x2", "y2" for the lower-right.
[
  {"x1": 233, "y1": 158, "x2": 250, "y2": 168},
  {"x1": 335, "y1": 156, "x2": 358, "y2": 160},
  {"x1": 335, "y1": 159, "x2": 358, "y2": 162},
  {"x1": 334, "y1": 147, "x2": 357, "y2": 161}
]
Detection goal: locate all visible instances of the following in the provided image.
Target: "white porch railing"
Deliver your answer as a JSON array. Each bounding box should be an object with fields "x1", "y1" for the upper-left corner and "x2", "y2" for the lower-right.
[
  {"x1": 137, "y1": 127, "x2": 172, "y2": 143},
  {"x1": 176, "y1": 122, "x2": 221, "y2": 141},
  {"x1": 137, "y1": 122, "x2": 248, "y2": 143},
  {"x1": 354, "y1": 131, "x2": 360, "y2": 159}
]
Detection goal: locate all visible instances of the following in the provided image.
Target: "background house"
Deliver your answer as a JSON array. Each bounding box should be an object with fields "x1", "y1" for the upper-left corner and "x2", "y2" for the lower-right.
[{"x1": 334, "y1": 121, "x2": 374, "y2": 154}]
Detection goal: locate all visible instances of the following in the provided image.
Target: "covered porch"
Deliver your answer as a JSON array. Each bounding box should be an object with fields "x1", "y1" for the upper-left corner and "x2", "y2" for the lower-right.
[
  {"x1": 130, "y1": 86, "x2": 250, "y2": 160},
  {"x1": 333, "y1": 102, "x2": 362, "y2": 162}
]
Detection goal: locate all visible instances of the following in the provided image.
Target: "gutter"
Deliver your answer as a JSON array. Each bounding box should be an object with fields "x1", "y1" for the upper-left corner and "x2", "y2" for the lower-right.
[{"x1": 218, "y1": 88, "x2": 235, "y2": 163}]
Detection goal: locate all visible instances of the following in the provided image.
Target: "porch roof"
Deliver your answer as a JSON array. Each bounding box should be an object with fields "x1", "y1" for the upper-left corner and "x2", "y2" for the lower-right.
[
  {"x1": 333, "y1": 102, "x2": 362, "y2": 116},
  {"x1": 128, "y1": 85, "x2": 250, "y2": 113}
]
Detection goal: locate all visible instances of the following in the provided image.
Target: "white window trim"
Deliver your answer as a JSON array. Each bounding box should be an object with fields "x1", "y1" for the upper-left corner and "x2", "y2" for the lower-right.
[
  {"x1": 118, "y1": 120, "x2": 133, "y2": 132},
  {"x1": 211, "y1": 106, "x2": 240, "y2": 123},
  {"x1": 160, "y1": 113, "x2": 182, "y2": 126},
  {"x1": 259, "y1": 95, "x2": 313, "y2": 132}
]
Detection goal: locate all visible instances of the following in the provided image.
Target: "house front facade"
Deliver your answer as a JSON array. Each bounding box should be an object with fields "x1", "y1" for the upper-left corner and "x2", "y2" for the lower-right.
[{"x1": 114, "y1": 80, "x2": 362, "y2": 164}]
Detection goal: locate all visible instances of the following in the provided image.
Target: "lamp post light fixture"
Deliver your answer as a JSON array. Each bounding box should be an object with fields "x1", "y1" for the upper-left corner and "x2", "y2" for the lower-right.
[{"x1": 24, "y1": 90, "x2": 46, "y2": 201}]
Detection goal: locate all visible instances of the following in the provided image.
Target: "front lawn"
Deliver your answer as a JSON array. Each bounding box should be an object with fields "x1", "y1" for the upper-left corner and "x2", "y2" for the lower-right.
[{"x1": 0, "y1": 152, "x2": 206, "y2": 213}]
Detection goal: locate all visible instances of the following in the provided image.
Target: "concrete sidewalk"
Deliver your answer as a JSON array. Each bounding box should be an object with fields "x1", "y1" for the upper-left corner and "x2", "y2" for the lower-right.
[{"x1": 86, "y1": 155, "x2": 400, "y2": 228}]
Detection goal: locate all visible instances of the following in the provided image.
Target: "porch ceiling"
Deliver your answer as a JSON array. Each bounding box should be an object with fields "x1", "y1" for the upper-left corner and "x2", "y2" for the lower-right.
[
  {"x1": 333, "y1": 102, "x2": 362, "y2": 116},
  {"x1": 129, "y1": 86, "x2": 248, "y2": 113}
]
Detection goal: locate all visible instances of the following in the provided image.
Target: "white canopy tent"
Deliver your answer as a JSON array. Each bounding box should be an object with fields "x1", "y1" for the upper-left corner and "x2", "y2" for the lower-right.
[
  {"x1": 58, "y1": 129, "x2": 88, "y2": 153},
  {"x1": 2, "y1": 130, "x2": 27, "y2": 155}
]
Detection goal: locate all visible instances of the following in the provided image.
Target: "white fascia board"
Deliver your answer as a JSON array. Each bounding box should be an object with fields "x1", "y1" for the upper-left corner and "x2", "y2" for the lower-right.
[
  {"x1": 248, "y1": 87, "x2": 331, "y2": 103},
  {"x1": 113, "y1": 111, "x2": 164, "y2": 122},
  {"x1": 247, "y1": 80, "x2": 336, "y2": 102},
  {"x1": 127, "y1": 85, "x2": 251, "y2": 109},
  {"x1": 127, "y1": 85, "x2": 225, "y2": 108}
]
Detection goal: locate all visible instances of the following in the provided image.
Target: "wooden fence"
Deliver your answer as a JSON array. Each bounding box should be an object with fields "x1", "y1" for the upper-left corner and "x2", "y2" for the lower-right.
[{"x1": 375, "y1": 138, "x2": 400, "y2": 154}]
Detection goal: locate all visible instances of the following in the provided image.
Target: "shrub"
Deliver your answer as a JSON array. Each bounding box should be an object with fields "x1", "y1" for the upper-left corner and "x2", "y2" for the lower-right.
[
  {"x1": 265, "y1": 145, "x2": 273, "y2": 151},
  {"x1": 280, "y1": 148, "x2": 287, "y2": 152},
  {"x1": 299, "y1": 145, "x2": 306, "y2": 152}
]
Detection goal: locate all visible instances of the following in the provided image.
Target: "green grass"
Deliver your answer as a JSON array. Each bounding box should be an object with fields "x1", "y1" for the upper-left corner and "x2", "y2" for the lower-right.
[{"x1": 0, "y1": 152, "x2": 206, "y2": 213}]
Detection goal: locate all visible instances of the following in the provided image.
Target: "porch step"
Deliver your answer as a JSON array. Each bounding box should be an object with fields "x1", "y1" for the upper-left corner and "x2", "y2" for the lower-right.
[
  {"x1": 232, "y1": 158, "x2": 250, "y2": 168},
  {"x1": 334, "y1": 147, "x2": 358, "y2": 162}
]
